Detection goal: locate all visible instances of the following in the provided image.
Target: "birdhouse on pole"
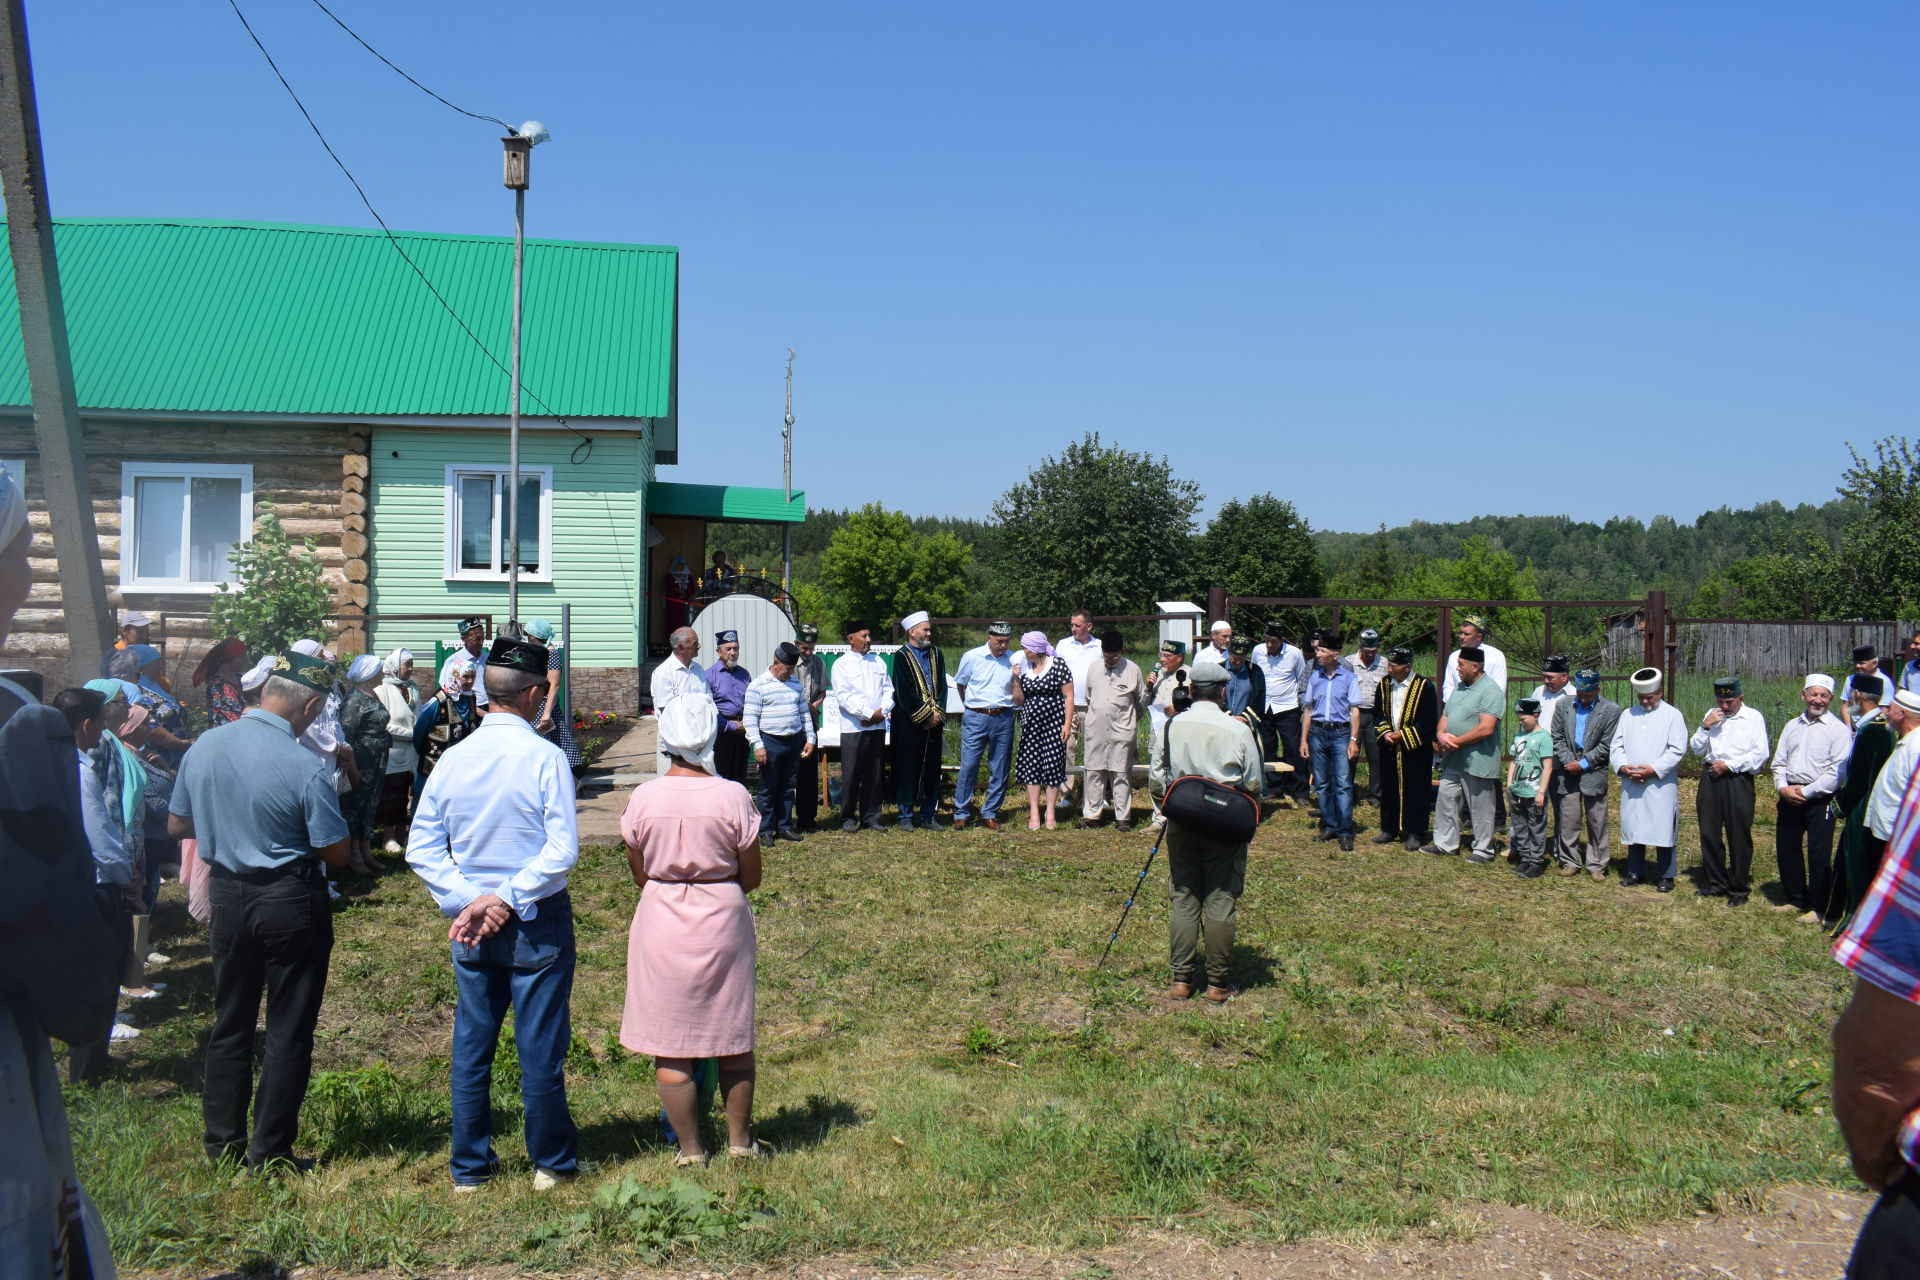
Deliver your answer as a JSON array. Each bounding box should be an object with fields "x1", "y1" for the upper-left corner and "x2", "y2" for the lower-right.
[{"x1": 502, "y1": 135, "x2": 531, "y2": 190}]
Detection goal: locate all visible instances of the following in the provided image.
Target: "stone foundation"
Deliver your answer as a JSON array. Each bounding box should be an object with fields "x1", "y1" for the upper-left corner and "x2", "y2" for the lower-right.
[{"x1": 568, "y1": 666, "x2": 640, "y2": 716}]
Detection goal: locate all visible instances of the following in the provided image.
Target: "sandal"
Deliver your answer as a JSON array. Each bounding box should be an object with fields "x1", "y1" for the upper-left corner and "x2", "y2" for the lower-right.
[
  {"x1": 673, "y1": 1151, "x2": 709, "y2": 1168},
  {"x1": 727, "y1": 1139, "x2": 769, "y2": 1160}
]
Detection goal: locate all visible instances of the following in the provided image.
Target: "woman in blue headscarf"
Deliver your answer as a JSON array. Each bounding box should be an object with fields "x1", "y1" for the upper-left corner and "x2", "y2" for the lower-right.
[{"x1": 107, "y1": 647, "x2": 191, "y2": 760}]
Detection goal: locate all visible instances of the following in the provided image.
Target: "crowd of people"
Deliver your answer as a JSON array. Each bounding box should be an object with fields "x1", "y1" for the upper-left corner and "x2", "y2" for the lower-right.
[{"x1": 5, "y1": 436, "x2": 1920, "y2": 1273}]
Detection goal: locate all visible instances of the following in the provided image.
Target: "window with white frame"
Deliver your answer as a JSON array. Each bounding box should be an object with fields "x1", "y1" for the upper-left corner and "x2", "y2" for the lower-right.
[
  {"x1": 119, "y1": 463, "x2": 252, "y2": 591},
  {"x1": 444, "y1": 464, "x2": 552, "y2": 580}
]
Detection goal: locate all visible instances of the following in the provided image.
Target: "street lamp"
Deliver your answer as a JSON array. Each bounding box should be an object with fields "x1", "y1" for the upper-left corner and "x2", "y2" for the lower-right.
[{"x1": 502, "y1": 119, "x2": 550, "y2": 636}]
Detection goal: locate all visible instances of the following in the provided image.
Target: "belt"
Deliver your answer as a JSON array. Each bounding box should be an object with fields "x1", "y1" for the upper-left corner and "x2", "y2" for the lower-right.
[
  {"x1": 1311, "y1": 719, "x2": 1348, "y2": 728},
  {"x1": 967, "y1": 706, "x2": 1009, "y2": 715},
  {"x1": 208, "y1": 858, "x2": 327, "y2": 885},
  {"x1": 647, "y1": 877, "x2": 735, "y2": 885}
]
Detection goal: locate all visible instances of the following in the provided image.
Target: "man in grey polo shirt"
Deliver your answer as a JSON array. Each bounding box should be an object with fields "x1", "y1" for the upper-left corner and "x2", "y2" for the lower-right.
[{"x1": 169, "y1": 652, "x2": 349, "y2": 1171}]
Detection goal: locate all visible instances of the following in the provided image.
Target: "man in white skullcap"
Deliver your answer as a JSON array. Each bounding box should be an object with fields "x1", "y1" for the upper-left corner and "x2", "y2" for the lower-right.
[
  {"x1": 240, "y1": 655, "x2": 276, "y2": 704},
  {"x1": 1609, "y1": 667, "x2": 1688, "y2": 892},
  {"x1": 1866, "y1": 688, "x2": 1920, "y2": 851},
  {"x1": 1771, "y1": 673, "x2": 1851, "y2": 922},
  {"x1": 891, "y1": 610, "x2": 947, "y2": 829},
  {"x1": 1194, "y1": 619, "x2": 1233, "y2": 670}
]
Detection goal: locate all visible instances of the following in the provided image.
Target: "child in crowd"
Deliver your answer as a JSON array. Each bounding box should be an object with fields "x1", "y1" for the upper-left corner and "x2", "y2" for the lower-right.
[{"x1": 1507, "y1": 697, "x2": 1555, "y2": 878}]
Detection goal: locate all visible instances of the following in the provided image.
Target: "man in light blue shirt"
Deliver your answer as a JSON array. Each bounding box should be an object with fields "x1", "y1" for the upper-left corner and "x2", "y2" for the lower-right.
[
  {"x1": 1300, "y1": 630, "x2": 1361, "y2": 849},
  {"x1": 953, "y1": 621, "x2": 1016, "y2": 830},
  {"x1": 744, "y1": 642, "x2": 816, "y2": 845},
  {"x1": 169, "y1": 651, "x2": 349, "y2": 1170},
  {"x1": 55, "y1": 687, "x2": 138, "y2": 1083},
  {"x1": 407, "y1": 636, "x2": 580, "y2": 1192}
]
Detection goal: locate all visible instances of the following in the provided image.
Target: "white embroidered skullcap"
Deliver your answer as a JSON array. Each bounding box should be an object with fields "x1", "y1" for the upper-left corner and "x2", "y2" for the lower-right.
[
  {"x1": 1895, "y1": 688, "x2": 1920, "y2": 715},
  {"x1": 1209, "y1": 619, "x2": 1230, "y2": 633},
  {"x1": 900, "y1": 610, "x2": 930, "y2": 631},
  {"x1": 1629, "y1": 667, "x2": 1662, "y2": 695},
  {"x1": 1803, "y1": 673, "x2": 1835, "y2": 693},
  {"x1": 658, "y1": 692, "x2": 718, "y2": 773}
]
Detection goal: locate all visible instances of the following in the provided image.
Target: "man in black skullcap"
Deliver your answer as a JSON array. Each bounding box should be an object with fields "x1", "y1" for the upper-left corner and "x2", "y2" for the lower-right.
[
  {"x1": 1370, "y1": 646, "x2": 1437, "y2": 849},
  {"x1": 1689, "y1": 675, "x2": 1770, "y2": 906},
  {"x1": 744, "y1": 642, "x2": 816, "y2": 845},
  {"x1": 440, "y1": 616, "x2": 491, "y2": 707},
  {"x1": 1841, "y1": 644, "x2": 1889, "y2": 729}
]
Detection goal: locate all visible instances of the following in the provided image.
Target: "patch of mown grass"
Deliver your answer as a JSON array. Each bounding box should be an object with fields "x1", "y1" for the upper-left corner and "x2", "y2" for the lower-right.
[{"x1": 71, "y1": 789, "x2": 1855, "y2": 1272}]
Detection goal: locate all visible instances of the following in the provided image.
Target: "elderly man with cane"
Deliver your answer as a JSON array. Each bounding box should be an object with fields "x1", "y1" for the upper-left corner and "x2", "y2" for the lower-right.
[{"x1": 1147, "y1": 662, "x2": 1264, "y2": 1003}]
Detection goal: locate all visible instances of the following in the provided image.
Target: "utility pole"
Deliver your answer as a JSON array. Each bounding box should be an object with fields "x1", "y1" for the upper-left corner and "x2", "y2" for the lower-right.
[
  {"x1": 500, "y1": 121, "x2": 548, "y2": 638},
  {"x1": 781, "y1": 348, "x2": 795, "y2": 589},
  {"x1": 0, "y1": 0, "x2": 111, "y2": 681}
]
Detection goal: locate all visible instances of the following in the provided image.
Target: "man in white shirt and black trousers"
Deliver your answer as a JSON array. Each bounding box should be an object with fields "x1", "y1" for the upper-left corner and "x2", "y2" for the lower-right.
[
  {"x1": 1689, "y1": 674, "x2": 1771, "y2": 907},
  {"x1": 830, "y1": 620, "x2": 895, "y2": 832},
  {"x1": 407, "y1": 635, "x2": 581, "y2": 1191}
]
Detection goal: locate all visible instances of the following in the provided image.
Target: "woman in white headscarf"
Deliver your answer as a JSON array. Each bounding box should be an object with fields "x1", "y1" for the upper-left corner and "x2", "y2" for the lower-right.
[
  {"x1": 618, "y1": 695, "x2": 766, "y2": 1167},
  {"x1": 338, "y1": 653, "x2": 391, "y2": 872},
  {"x1": 373, "y1": 648, "x2": 420, "y2": 849},
  {"x1": 413, "y1": 652, "x2": 480, "y2": 796}
]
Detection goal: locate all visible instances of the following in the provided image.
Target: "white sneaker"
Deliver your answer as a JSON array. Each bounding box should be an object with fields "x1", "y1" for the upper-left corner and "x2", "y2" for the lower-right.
[
  {"x1": 531, "y1": 1169, "x2": 561, "y2": 1192},
  {"x1": 382, "y1": 839, "x2": 404, "y2": 854},
  {"x1": 146, "y1": 952, "x2": 172, "y2": 966},
  {"x1": 120, "y1": 984, "x2": 166, "y2": 998},
  {"x1": 452, "y1": 1182, "x2": 484, "y2": 1194},
  {"x1": 110, "y1": 1023, "x2": 141, "y2": 1041}
]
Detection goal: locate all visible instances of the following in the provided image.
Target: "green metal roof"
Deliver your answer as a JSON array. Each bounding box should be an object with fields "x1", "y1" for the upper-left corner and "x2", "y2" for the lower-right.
[
  {"x1": 0, "y1": 218, "x2": 676, "y2": 420},
  {"x1": 648, "y1": 482, "x2": 807, "y2": 524}
]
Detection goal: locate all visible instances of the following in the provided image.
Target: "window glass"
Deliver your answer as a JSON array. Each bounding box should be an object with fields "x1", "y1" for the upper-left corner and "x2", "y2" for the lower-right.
[
  {"x1": 498, "y1": 475, "x2": 542, "y2": 572},
  {"x1": 134, "y1": 475, "x2": 185, "y2": 580},
  {"x1": 459, "y1": 474, "x2": 494, "y2": 570},
  {"x1": 188, "y1": 475, "x2": 243, "y2": 581}
]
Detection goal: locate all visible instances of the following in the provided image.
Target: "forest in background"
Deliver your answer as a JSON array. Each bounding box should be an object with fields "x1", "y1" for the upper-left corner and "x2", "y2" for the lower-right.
[{"x1": 710, "y1": 435, "x2": 1913, "y2": 628}]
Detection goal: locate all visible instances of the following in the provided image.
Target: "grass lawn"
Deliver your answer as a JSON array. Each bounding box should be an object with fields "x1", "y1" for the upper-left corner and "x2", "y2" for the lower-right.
[{"x1": 74, "y1": 780, "x2": 1855, "y2": 1274}]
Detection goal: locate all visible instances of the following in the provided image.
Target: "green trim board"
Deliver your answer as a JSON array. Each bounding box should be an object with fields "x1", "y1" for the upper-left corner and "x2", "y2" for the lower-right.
[
  {"x1": 647, "y1": 482, "x2": 807, "y2": 524},
  {"x1": 0, "y1": 218, "x2": 677, "y2": 421}
]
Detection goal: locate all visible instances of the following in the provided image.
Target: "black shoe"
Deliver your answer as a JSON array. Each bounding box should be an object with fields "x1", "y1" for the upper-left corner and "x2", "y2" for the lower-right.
[
  {"x1": 776, "y1": 829, "x2": 805, "y2": 843},
  {"x1": 249, "y1": 1154, "x2": 318, "y2": 1176},
  {"x1": 1314, "y1": 830, "x2": 1337, "y2": 842},
  {"x1": 1727, "y1": 893, "x2": 1748, "y2": 907},
  {"x1": 1338, "y1": 835, "x2": 1354, "y2": 851},
  {"x1": 1114, "y1": 820, "x2": 1134, "y2": 832},
  {"x1": 1372, "y1": 831, "x2": 1400, "y2": 845},
  {"x1": 920, "y1": 817, "x2": 945, "y2": 831},
  {"x1": 898, "y1": 816, "x2": 916, "y2": 831},
  {"x1": 1656, "y1": 878, "x2": 1675, "y2": 893},
  {"x1": 1621, "y1": 874, "x2": 1646, "y2": 887},
  {"x1": 1512, "y1": 862, "x2": 1546, "y2": 878},
  {"x1": 841, "y1": 819, "x2": 859, "y2": 833},
  {"x1": 863, "y1": 820, "x2": 887, "y2": 832},
  {"x1": 1421, "y1": 843, "x2": 1455, "y2": 856},
  {"x1": 759, "y1": 834, "x2": 775, "y2": 849},
  {"x1": 1404, "y1": 836, "x2": 1422, "y2": 851}
]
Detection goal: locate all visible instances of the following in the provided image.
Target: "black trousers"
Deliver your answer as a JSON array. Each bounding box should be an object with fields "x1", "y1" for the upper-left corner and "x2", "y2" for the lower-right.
[
  {"x1": 755, "y1": 731, "x2": 805, "y2": 837},
  {"x1": 1378, "y1": 743, "x2": 1434, "y2": 841},
  {"x1": 1259, "y1": 708, "x2": 1304, "y2": 800},
  {"x1": 714, "y1": 727, "x2": 750, "y2": 785},
  {"x1": 1776, "y1": 797, "x2": 1836, "y2": 912},
  {"x1": 839, "y1": 728, "x2": 886, "y2": 828},
  {"x1": 69, "y1": 884, "x2": 130, "y2": 1085},
  {"x1": 892, "y1": 720, "x2": 944, "y2": 822},
  {"x1": 1848, "y1": 1171, "x2": 1920, "y2": 1280},
  {"x1": 204, "y1": 863, "x2": 333, "y2": 1166},
  {"x1": 1353, "y1": 708, "x2": 1381, "y2": 802},
  {"x1": 1698, "y1": 771, "x2": 1757, "y2": 896},
  {"x1": 795, "y1": 732, "x2": 821, "y2": 828}
]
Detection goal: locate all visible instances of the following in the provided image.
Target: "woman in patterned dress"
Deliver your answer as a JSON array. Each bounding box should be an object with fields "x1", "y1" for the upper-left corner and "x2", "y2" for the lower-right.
[
  {"x1": 1012, "y1": 630, "x2": 1074, "y2": 830},
  {"x1": 195, "y1": 637, "x2": 249, "y2": 727}
]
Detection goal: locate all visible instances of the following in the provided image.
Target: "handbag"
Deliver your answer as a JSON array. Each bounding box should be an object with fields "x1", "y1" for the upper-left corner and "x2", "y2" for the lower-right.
[{"x1": 1159, "y1": 715, "x2": 1260, "y2": 844}]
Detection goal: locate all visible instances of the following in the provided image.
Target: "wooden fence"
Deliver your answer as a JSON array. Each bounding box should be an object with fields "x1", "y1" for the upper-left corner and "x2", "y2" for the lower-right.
[{"x1": 1603, "y1": 612, "x2": 1910, "y2": 678}]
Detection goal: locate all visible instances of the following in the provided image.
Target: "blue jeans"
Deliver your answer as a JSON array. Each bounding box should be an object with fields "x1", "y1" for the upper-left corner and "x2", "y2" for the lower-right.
[
  {"x1": 1308, "y1": 722, "x2": 1353, "y2": 836},
  {"x1": 953, "y1": 709, "x2": 1014, "y2": 822},
  {"x1": 448, "y1": 891, "x2": 578, "y2": 1184},
  {"x1": 756, "y1": 732, "x2": 805, "y2": 836}
]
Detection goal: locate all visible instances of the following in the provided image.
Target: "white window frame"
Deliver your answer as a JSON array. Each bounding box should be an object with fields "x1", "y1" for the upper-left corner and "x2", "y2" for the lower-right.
[
  {"x1": 443, "y1": 463, "x2": 554, "y2": 583},
  {"x1": 118, "y1": 462, "x2": 254, "y2": 593}
]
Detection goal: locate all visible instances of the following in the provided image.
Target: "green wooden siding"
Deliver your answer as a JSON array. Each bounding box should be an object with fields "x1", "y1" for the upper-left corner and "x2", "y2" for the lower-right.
[{"x1": 367, "y1": 427, "x2": 648, "y2": 667}]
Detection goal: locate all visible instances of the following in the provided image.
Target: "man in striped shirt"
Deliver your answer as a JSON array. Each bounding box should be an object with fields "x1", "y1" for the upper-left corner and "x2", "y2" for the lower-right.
[{"x1": 743, "y1": 642, "x2": 816, "y2": 847}]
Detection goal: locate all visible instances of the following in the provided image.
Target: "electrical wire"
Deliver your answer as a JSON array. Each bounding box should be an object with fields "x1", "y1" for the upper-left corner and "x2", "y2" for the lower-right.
[
  {"x1": 224, "y1": 0, "x2": 594, "y2": 460},
  {"x1": 305, "y1": 0, "x2": 515, "y2": 135}
]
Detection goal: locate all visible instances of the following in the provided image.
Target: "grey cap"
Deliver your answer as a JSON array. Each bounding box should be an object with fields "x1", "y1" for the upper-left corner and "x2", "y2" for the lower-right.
[{"x1": 1189, "y1": 660, "x2": 1229, "y2": 687}]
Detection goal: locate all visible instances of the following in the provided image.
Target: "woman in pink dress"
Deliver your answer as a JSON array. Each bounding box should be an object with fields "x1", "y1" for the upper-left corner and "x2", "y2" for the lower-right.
[{"x1": 619, "y1": 696, "x2": 766, "y2": 1166}]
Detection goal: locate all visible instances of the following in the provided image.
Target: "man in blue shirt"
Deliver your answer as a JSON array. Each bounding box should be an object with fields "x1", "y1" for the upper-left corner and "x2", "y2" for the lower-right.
[
  {"x1": 1300, "y1": 630, "x2": 1361, "y2": 850},
  {"x1": 744, "y1": 642, "x2": 817, "y2": 845},
  {"x1": 705, "y1": 630, "x2": 752, "y2": 785},
  {"x1": 169, "y1": 651, "x2": 349, "y2": 1170},
  {"x1": 952, "y1": 621, "x2": 1016, "y2": 830}
]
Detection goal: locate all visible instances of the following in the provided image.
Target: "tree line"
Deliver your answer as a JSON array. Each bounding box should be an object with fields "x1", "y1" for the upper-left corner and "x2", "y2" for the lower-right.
[{"x1": 709, "y1": 433, "x2": 1917, "y2": 633}]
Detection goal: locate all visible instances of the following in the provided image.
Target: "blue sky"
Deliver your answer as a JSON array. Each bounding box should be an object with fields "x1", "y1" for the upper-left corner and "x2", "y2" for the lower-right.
[{"x1": 25, "y1": 1, "x2": 1917, "y2": 533}]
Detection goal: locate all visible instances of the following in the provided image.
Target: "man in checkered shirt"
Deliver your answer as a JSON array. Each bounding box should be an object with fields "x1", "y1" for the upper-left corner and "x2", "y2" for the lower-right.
[{"x1": 1831, "y1": 752, "x2": 1920, "y2": 1275}]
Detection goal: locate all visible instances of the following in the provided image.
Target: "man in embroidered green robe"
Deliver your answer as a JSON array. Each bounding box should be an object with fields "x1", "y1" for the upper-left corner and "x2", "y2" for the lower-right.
[{"x1": 892, "y1": 610, "x2": 949, "y2": 830}]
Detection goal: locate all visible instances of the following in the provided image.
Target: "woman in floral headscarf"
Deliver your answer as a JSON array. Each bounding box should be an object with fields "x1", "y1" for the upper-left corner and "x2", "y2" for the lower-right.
[{"x1": 412, "y1": 652, "x2": 481, "y2": 795}]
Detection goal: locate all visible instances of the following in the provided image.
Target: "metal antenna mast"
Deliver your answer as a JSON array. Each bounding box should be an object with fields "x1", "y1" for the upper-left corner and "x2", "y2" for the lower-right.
[{"x1": 781, "y1": 348, "x2": 795, "y2": 589}]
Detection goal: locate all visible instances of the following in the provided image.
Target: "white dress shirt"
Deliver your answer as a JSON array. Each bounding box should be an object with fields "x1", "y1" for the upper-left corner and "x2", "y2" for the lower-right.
[
  {"x1": 1252, "y1": 642, "x2": 1307, "y2": 713},
  {"x1": 649, "y1": 652, "x2": 709, "y2": 712},
  {"x1": 1770, "y1": 710, "x2": 1850, "y2": 800},
  {"x1": 1869, "y1": 724, "x2": 1920, "y2": 840},
  {"x1": 1390, "y1": 675, "x2": 1409, "y2": 724},
  {"x1": 1688, "y1": 704, "x2": 1770, "y2": 773},
  {"x1": 829, "y1": 649, "x2": 895, "y2": 735},
  {"x1": 440, "y1": 645, "x2": 490, "y2": 707},
  {"x1": 406, "y1": 713, "x2": 578, "y2": 919},
  {"x1": 1193, "y1": 640, "x2": 1232, "y2": 672},
  {"x1": 1528, "y1": 682, "x2": 1575, "y2": 733},
  {"x1": 1055, "y1": 633, "x2": 1103, "y2": 708},
  {"x1": 1441, "y1": 644, "x2": 1508, "y2": 701}
]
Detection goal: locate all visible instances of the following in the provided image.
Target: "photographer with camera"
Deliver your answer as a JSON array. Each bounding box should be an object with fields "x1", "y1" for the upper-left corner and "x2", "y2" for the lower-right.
[{"x1": 1148, "y1": 662, "x2": 1265, "y2": 1003}]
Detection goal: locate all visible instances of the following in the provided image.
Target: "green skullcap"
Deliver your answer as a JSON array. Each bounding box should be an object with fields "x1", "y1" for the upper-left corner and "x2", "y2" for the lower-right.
[
  {"x1": 273, "y1": 651, "x2": 340, "y2": 694},
  {"x1": 1713, "y1": 675, "x2": 1742, "y2": 698}
]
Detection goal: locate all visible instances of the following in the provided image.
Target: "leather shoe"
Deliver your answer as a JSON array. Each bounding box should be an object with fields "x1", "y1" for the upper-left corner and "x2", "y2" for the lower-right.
[
  {"x1": 1557, "y1": 866, "x2": 1580, "y2": 876},
  {"x1": 1696, "y1": 885, "x2": 1726, "y2": 898},
  {"x1": 1421, "y1": 843, "x2": 1453, "y2": 856},
  {"x1": 1512, "y1": 862, "x2": 1546, "y2": 878},
  {"x1": 1338, "y1": 835, "x2": 1354, "y2": 851},
  {"x1": 1167, "y1": 981, "x2": 1194, "y2": 999},
  {"x1": 1621, "y1": 874, "x2": 1646, "y2": 887},
  {"x1": 1372, "y1": 831, "x2": 1400, "y2": 844},
  {"x1": 1314, "y1": 830, "x2": 1337, "y2": 842},
  {"x1": 982, "y1": 819, "x2": 1001, "y2": 831},
  {"x1": 920, "y1": 817, "x2": 945, "y2": 831},
  {"x1": 1727, "y1": 893, "x2": 1748, "y2": 907},
  {"x1": 952, "y1": 818, "x2": 970, "y2": 830},
  {"x1": 776, "y1": 829, "x2": 805, "y2": 843},
  {"x1": 1114, "y1": 820, "x2": 1134, "y2": 832},
  {"x1": 842, "y1": 820, "x2": 859, "y2": 833},
  {"x1": 1203, "y1": 984, "x2": 1239, "y2": 1003},
  {"x1": 1403, "y1": 836, "x2": 1422, "y2": 851},
  {"x1": 1589, "y1": 869, "x2": 1605, "y2": 882},
  {"x1": 1656, "y1": 878, "x2": 1675, "y2": 893}
]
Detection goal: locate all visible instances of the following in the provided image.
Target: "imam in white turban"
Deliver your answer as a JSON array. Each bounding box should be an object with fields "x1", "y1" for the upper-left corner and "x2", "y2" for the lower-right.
[
  {"x1": 899, "y1": 610, "x2": 930, "y2": 632},
  {"x1": 1803, "y1": 673, "x2": 1836, "y2": 693}
]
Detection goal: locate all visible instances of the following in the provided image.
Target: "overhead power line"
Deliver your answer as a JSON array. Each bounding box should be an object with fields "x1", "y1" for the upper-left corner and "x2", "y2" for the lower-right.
[
  {"x1": 223, "y1": 0, "x2": 593, "y2": 461},
  {"x1": 305, "y1": 0, "x2": 514, "y2": 134}
]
